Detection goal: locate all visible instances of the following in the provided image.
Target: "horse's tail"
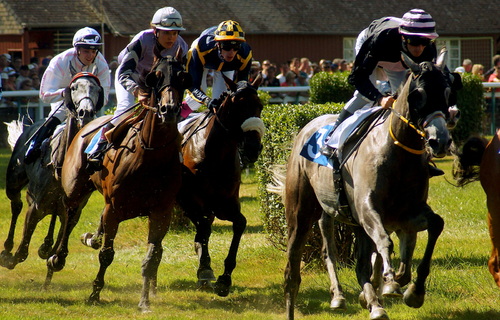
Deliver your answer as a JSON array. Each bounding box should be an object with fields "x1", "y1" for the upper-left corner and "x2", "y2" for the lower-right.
[
  {"x1": 4, "y1": 119, "x2": 25, "y2": 151},
  {"x1": 452, "y1": 136, "x2": 488, "y2": 187},
  {"x1": 267, "y1": 164, "x2": 287, "y2": 201}
]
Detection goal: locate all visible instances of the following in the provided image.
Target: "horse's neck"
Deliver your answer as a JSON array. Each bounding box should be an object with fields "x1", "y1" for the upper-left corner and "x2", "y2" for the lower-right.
[{"x1": 138, "y1": 110, "x2": 179, "y2": 151}]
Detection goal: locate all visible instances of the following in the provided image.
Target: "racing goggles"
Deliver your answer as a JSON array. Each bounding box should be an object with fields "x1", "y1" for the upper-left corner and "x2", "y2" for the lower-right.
[
  {"x1": 404, "y1": 36, "x2": 432, "y2": 47},
  {"x1": 220, "y1": 41, "x2": 241, "y2": 51}
]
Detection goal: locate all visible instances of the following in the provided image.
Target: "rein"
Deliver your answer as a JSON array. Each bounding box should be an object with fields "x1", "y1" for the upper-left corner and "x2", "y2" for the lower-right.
[{"x1": 388, "y1": 104, "x2": 427, "y2": 155}]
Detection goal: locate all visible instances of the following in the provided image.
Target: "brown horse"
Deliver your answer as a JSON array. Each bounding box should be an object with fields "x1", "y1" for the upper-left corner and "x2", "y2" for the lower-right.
[
  {"x1": 50, "y1": 53, "x2": 191, "y2": 311},
  {"x1": 176, "y1": 74, "x2": 265, "y2": 296},
  {"x1": 273, "y1": 51, "x2": 462, "y2": 320},
  {"x1": 0, "y1": 73, "x2": 104, "y2": 286},
  {"x1": 453, "y1": 131, "x2": 500, "y2": 287}
]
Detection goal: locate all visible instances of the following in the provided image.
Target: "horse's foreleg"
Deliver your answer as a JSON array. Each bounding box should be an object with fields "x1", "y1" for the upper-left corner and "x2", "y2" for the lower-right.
[
  {"x1": 192, "y1": 212, "x2": 216, "y2": 287},
  {"x1": 318, "y1": 212, "x2": 346, "y2": 311},
  {"x1": 355, "y1": 230, "x2": 389, "y2": 320},
  {"x1": 214, "y1": 212, "x2": 247, "y2": 297},
  {"x1": 395, "y1": 230, "x2": 417, "y2": 287},
  {"x1": 47, "y1": 206, "x2": 80, "y2": 272},
  {"x1": 404, "y1": 211, "x2": 443, "y2": 308},
  {"x1": 139, "y1": 242, "x2": 163, "y2": 312},
  {"x1": 38, "y1": 214, "x2": 57, "y2": 259},
  {"x1": 0, "y1": 192, "x2": 24, "y2": 269}
]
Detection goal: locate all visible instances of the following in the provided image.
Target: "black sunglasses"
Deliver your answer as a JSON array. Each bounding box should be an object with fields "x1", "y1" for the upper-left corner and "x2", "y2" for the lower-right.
[
  {"x1": 220, "y1": 41, "x2": 241, "y2": 51},
  {"x1": 405, "y1": 36, "x2": 432, "y2": 47}
]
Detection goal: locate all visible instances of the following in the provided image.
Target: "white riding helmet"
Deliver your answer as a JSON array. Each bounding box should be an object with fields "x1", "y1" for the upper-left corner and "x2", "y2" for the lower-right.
[
  {"x1": 151, "y1": 7, "x2": 185, "y2": 31},
  {"x1": 73, "y1": 27, "x2": 103, "y2": 49}
]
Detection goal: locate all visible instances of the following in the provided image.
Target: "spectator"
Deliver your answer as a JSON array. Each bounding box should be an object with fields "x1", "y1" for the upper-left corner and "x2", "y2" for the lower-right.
[
  {"x1": 276, "y1": 61, "x2": 290, "y2": 85},
  {"x1": 311, "y1": 62, "x2": 321, "y2": 75},
  {"x1": 0, "y1": 54, "x2": 14, "y2": 76},
  {"x1": 262, "y1": 65, "x2": 283, "y2": 104},
  {"x1": 249, "y1": 60, "x2": 261, "y2": 82},
  {"x1": 330, "y1": 62, "x2": 339, "y2": 73},
  {"x1": 261, "y1": 59, "x2": 272, "y2": 80},
  {"x1": 471, "y1": 64, "x2": 485, "y2": 81},
  {"x1": 299, "y1": 57, "x2": 313, "y2": 78},
  {"x1": 320, "y1": 60, "x2": 332, "y2": 72},
  {"x1": 484, "y1": 54, "x2": 500, "y2": 81},
  {"x1": 12, "y1": 57, "x2": 22, "y2": 73},
  {"x1": 333, "y1": 58, "x2": 348, "y2": 72},
  {"x1": 455, "y1": 58, "x2": 472, "y2": 73},
  {"x1": 18, "y1": 79, "x2": 39, "y2": 105},
  {"x1": 281, "y1": 70, "x2": 298, "y2": 104},
  {"x1": 15, "y1": 65, "x2": 31, "y2": 89},
  {"x1": 4, "y1": 70, "x2": 17, "y2": 91},
  {"x1": 30, "y1": 73, "x2": 41, "y2": 90}
]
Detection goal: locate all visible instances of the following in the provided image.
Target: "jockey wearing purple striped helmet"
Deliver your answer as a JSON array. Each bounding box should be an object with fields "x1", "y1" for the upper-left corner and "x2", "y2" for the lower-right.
[{"x1": 320, "y1": 9, "x2": 450, "y2": 176}]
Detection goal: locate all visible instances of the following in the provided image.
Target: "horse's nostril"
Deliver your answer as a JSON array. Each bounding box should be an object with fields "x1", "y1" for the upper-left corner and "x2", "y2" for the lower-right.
[
  {"x1": 428, "y1": 139, "x2": 439, "y2": 150},
  {"x1": 160, "y1": 105, "x2": 167, "y2": 114}
]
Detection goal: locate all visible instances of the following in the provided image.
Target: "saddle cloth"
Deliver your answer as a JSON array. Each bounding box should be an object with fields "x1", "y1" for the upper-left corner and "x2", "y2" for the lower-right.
[{"x1": 300, "y1": 106, "x2": 382, "y2": 169}]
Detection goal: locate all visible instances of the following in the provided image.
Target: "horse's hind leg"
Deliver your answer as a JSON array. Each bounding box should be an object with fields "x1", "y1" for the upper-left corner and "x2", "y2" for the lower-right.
[
  {"x1": 318, "y1": 212, "x2": 346, "y2": 310},
  {"x1": 213, "y1": 210, "x2": 247, "y2": 297},
  {"x1": 403, "y1": 211, "x2": 444, "y2": 308},
  {"x1": 1, "y1": 178, "x2": 25, "y2": 267},
  {"x1": 190, "y1": 211, "x2": 216, "y2": 288},
  {"x1": 81, "y1": 208, "x2": 105, "y2": 250},
  {"x1": 38, "y1": 214, "x2": 57, "y2": 259}
]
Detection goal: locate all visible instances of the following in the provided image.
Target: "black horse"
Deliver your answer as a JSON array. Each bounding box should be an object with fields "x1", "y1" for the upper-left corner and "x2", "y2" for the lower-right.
[{"x1": 1, "y1": 73, "x2": 104, "y2": 287}]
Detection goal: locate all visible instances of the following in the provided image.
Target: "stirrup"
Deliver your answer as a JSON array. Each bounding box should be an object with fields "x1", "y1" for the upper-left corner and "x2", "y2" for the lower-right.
[{"x1": 320, "y1": 145, "x2": 336, "y2": 158}]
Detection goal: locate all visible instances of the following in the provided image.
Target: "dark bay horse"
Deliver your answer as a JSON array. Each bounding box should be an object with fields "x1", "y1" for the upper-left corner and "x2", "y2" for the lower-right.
[
  {"x1": 0, "y1": 72, "x2": 104, "y2": 286},
  {"x1": 177, "y1": 74, "x2": 265, "y2": 296},
  {"x1": 52, "y1": 53, "x2": 191, "y2": 311},
  {"x1": 453, "y1": 132, "x2": 500, "y2": 287},
  {"x1": 277, "y1": 51, "x2": 462, "y2": 320}
]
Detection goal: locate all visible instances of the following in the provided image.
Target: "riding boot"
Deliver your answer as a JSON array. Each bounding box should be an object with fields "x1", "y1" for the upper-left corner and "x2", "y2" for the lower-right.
[
  {"x1": 320, "y1": 109, "x2": 353, "y2": 158},
  {"x1": 24, "y1": 117, "x2": 62, "y2": 164},
  {"x1": 87, "y1": 123, "x2": 114, "y2": 170}
]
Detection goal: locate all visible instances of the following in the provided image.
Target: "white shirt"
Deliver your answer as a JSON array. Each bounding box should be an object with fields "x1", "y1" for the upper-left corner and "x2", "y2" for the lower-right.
[{"x1": 40, "y1": 47, "x2": 111, "y2": 107}]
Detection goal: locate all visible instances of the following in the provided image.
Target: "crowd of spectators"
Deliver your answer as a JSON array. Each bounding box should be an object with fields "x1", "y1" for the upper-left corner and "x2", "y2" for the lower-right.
[
  {"x1": 250, "y1": 57, "x2": 353, "y2": 104},
  {"x1": 0, "y1": 53, "x2": 50, "y2": 109}
]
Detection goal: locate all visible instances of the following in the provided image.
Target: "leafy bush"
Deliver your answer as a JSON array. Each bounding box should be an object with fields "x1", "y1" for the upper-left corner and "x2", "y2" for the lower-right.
[
  {"x1": 256, "y1": 102, "x2": 345, "y2": 261},
  {"x1": 452, "y1": 73, "x2": 486, "y2": 147},
  {"x1": 309, "y1": 71, "x2": 355, "y2": 104}
]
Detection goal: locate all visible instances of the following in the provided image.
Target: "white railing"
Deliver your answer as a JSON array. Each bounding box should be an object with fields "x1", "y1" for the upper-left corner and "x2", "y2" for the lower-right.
[{"x1": 2, "y1": 83, "x2": 500, "y2": 121}]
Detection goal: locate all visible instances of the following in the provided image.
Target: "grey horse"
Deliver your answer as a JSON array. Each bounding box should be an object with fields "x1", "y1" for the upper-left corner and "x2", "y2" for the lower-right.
[{"x1": 276, "y1": 50, "x2": 462, "y2": 320}]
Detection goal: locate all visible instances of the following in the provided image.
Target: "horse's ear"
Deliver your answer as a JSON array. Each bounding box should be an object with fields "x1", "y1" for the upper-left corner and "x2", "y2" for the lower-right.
[
  {"x1": 401, "y1": 51, "x2": 420, "y2": 75},
  {"x1": 178, "y1": 71, "x2": 192, "y2": 90},
  {"x1": 251, "y1": 72, "x2": 263, "y2": 88},
  {"x1": 64, "y1": 87, "x2": 76, "y2": 112},
  {"x1": 96, "y1": 86, "x2": 104, "y2": 111},
  {"x1": 222, "y1": 73, "x2": 237, "y2": 92},
  {"x1": 436, "y1": 47, "x2": 448, "y2": 70},
  {"x1": 408, "y1": 87, "x2": 427, "y2": 110}
]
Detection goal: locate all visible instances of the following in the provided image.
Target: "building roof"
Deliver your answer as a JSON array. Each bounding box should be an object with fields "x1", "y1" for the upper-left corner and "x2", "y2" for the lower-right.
[{"x1": 1, "y1": 0, "x2": 499, "y2": 37}]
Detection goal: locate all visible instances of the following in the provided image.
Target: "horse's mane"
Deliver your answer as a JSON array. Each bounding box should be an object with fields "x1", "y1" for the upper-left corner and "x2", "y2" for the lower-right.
[{"x1": 452, "y1": 136, "x2": 488, "y2": 186}]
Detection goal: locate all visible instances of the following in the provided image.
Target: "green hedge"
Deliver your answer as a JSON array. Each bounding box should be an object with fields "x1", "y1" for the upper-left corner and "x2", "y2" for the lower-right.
[
  {"x1": 451, "y1": 73, "x2": 486, "y2": 146},
  {"x1": 309, "y1": 71, "x2": 355, "y2": 104}
]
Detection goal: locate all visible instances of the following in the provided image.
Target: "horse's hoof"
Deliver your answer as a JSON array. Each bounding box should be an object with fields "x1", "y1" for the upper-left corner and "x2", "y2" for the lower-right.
[
  {"x1": 197, "y1": 267, "x2": 216, "y2": 281},
  {"x1": 359, "y1": 292, "x2": 368, "y2": 309},
  {"x1": 138, "y1": 301, "x2": 151, "y2": 313},
  {"x1": 403, "y1": 283, "x2": 425, "y2": 308},
  {"x1": 38, "y1": 243, "x2": 52, "y2": 259},
  {"x1": 382, "y1": 282, "x2": 403, "y2": 298},
  {"x1": 330, "y1": 297, "x2": 347, "y2": 310},
  {"x1": 214, "y1": 275, "x2": 232, "y2": 297},
  {"x1": 197, "y1": 279, "x2": 214, "y2": 291},
  {"x1": 87, "y1": 292, "x2": 100, "y2": 305},
  {"x1": 46, "y1": 254, "x2": 65, "y2": 272},
  {"x1": 81, "y1": 233, "x2": 101, "y2": 249},
  {"x1": 0, "y1": 251, "x2": 17, "y2": 270},
  {"x1": 370, "y1": 306, "x2": 389, "y2": 320}
]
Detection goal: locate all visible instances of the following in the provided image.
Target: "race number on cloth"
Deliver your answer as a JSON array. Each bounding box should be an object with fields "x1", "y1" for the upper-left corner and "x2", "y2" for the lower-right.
[
  {"x1": 84, "y1": 127, "x2": 103, "y2": 155},
  {"x1": 300, "y1": 106, "x2": 382, "y2": 169}
]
